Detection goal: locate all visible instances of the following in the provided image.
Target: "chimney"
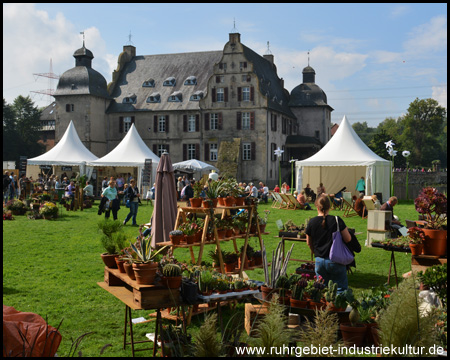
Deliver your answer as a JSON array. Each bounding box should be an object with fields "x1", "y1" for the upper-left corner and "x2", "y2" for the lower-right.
[
  {"x1": 280, "y1": 77, "x2": 284, "y2": 88},
  {"x1": 264, "y1": 54, "x2": 274, "y2": 66}
]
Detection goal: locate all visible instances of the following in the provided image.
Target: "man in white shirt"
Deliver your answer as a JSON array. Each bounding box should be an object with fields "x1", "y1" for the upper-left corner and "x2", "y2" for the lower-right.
[
  {"x1": 83, "y1": 181, "x2": 94, "y2": 200},
  {"x1": 258, "y1": 181, "x2": 269, "y2": 203}
]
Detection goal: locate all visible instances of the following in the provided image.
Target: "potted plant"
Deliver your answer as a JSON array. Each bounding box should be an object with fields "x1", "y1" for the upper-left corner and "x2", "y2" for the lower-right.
[
  {"x1": 290, "y1": 278, "x2": 309, "y2": 308},
  {"x1": 204, "y1": 180, "x2": 223, "y2": 207},
  {"x1": 6, "y1": 199, "x2": 27, "y2": 215},
  {"x1": 407, "y1": 226, "x2": 425, "y2": 256},
  {"x1": 339, "y1": 289, "x2": 367, "y2": 347},
  {"x1": 179, "y1": 222, "x2": 197, "y2": 244},
  {"x1": 414, "y1": 187, "x2": 447, "y2": 256},
  {"x1": 198, "y1": 270, "x2": 215, "y2": 295},
  {"x1": 275, "y1": 275, "x2": 291, "y2": 305},
  {"x1": 98, "y1": 219, "x2": 124, "y2": 268},
  {"x1": 223, "y1": 252, "x2": 238, "y2": 273},
  {"x1": 239, "y1": 245, "x2": 254, "y2": 268},
  {"x1": 253, "y1": 250, "x2": 263, "y2": 266},
  {"x1": 190, "y1": 182, "x2": 204, "y2": 208},
  {"x1": 308, "y1": 276, "x2": 326, "y2": 310},
  {"x1": 208, "y1": 249, "x2": 226, "y2": 269},
  {"x1": 39, "y1": 201, "x2": 58, "y2": 219},
  {"x1": 418, "y1": 263, "x2": 447, "y2": 308},
  {"x1": 169, "y1": 229, "x2": 184, "y2": 245},
  {"x1": 215, "y1": 278, "x2": 229, "y2": 294},
  {"x1": 161, "y1": 263, "x2": 182, "y2": 289},
  {"x1": 127, "y1": 236, "x2": 167, "y2": 285}
]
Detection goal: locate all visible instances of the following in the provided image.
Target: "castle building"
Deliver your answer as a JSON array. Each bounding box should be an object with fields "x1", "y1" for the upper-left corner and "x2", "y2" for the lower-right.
[{"x1": 51, "y1": 32, "x2": 332, "y2": 187}]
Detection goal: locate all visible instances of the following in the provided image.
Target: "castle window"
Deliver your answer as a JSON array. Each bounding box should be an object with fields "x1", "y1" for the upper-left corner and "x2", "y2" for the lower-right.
[
  {"x1": 168, "y1": 91, "x2": 182, "y2": 102},
  {"x1": 123, "y1": 117, "x2": 133, "y2": 133},
  {"x1": 216, "y1": 88, "x2": 224, "y2": 102},
  {"x1": 215, "y1": 76, "x2": 224, "y2": 83},
  {"x1": 163, "y1": 77, "x2": 176, "y2": 86},
  {"x1": 123, "y1": 94, "x2": 137, "y2": 104},
  {"x1": 157, "y1": 144, "x2": 168, "y2": 157},
  {"x1": 242, "y1": 87, "x2": 250, "y2": 102},
  {"x1": 184, "y1": 76, "x2": 197, "y2": 85},
  {"x1": 242, "y1": 112, "x2": 251, "y2": 130},
  {"x1": 241, "y1": 74, "x2": 251, "y2": 82},
  {"x1": 210, "y1": 113, "x2": 219, "y2": 130},
  {"x1": 190, "y1": 91, "x2": 203, "y2": 101},
  {"x1": 242, "y1": 143, "x2": 252, "y2": 161},
  {"x1": 66, "y1": 104, "x2": 74, "y2": 112},
  {"x1": 147, "y1": 93, "x2": 161, "y2": 103},
  {"x1": 187, "y1": 144, "x2": 196, "y2": 160},
  {"x1": 315, "y1": 130, "x2": 320, "y2": 139},
  {"x1": 188, "y1": 115, "x2": 196, "y2": 132},
  {"x1": 158, "y1": 116, "x2": 166, "y2": 132},
  {"x1": 209, "y1": 143, "x2": 218, "y2": 161},
  {"x1": 142, "y1": 79, "x2": 155, "y2": 87},
  {"x1": 219, "y1": 63, "x2": 227, "y2": 71},
  {"x1": 239, "y1": 61, "x2": 247, "y2": 69}
]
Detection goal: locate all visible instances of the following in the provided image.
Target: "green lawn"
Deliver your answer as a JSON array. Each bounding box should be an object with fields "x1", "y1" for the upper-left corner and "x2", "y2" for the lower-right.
[{"x1": 3, "y1": 199, "x2": 418, "y2": 356}]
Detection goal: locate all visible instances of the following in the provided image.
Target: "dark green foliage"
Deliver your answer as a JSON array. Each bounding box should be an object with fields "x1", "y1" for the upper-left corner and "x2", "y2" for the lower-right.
[{"x1": 418, "y1": 263, "x2": 447, "y2": 307}]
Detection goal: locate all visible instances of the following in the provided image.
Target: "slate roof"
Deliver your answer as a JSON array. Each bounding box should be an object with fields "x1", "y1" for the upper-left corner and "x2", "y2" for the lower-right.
[
  {"x1": 242, "y1": 45, "x2": 295, "y2": 118},
  {"x1": 106, "y1": 51, "x2": 223, "y2": 113},
  {"x1": 286, "y1": 134, "x2": 323, "y2": 146},
  {"x1": 55, "y1": 66, "x2": 110, "y2": 98}
]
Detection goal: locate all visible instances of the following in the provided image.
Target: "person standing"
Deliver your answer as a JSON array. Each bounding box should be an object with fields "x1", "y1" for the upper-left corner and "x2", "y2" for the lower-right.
[
  {"x1": 3, "y1": 171, "x2": 11, "y2": 203},
  {"x1": 9, "y1": 172, "x2": 16, "y2": 200},
  {"x1": 177, "y1": 177, "x2": 184, "y2": 199},
  {"x1": 101, "y1": 176, "x2": 109, "y2": 191},
  {"x1": 355, "y1": 176, "x2": 365, "y2": 196},
  {"x1": 316, "y1": 183, "x2": 326, "y2": 197},
  {"x1": 98, "y1": 180, "x2": 119, "y2": 220},
  {"x1": 305, "y1": 195, "x2": 360, "y2": 292},
  {"x1": 123, "y1": 179, "x2": 140, "y2": 226}
]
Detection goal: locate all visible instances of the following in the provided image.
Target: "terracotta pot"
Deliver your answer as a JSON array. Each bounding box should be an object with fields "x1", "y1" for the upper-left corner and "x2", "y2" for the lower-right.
[
  {"x1": 192, "y1": 304, "x2": 200, "y2": 312},
  {"x1": 115, "y1": 258, "x2": 126, "y2": 273},
  {"x1": 161, "y1": 276, "x2": 182, "y2": 289},
  {"x1": 238, "y1": 256, "x2": 249, "y2": 269},
  {"x1": 101, "y1": 253, "x2": 118, "y2": 268},
  {"x1": 123, "y1": 262, "x2": 136, "y2": 280},
  {"x1": 218, "y1": 197, "x2": 225, "y2": 206},
  {"x1": 185, "y1": 234, "x2": 196, "y2": 244},
  {"x1": 132, "y1": 262, "x2": 158, "y2": 285},
  {"x1": 422, "y1": 228, "x2": 447, "y2": 256},
  {"x1": 233, "y1": 227, "x2": 241, "y2": 236},
  {"x1": 309, "y1": 301, "x2": 326, "y2": 311},
  {"x1": 248, "y1": 259, "x2": 255, "y2": 267},
  {"x1": 259, "y1": 224, "x2": 266, "y2": 233},
  {"x1": 169, "y1": 234, "x2": 183, "y2": 245},
  {"x1": 260, "y1": 285, "x2": 274, "y2": 301},
  {"x1": 254, "y1": 257, "x2": 262, "y2": 266},
  {"x1": 190, "y1": 197, "x2": 203, "y2": 208},
  {"x1": 340, "y1": 323, "x2": 367, "y2": 347},
  {"x1": 326, "y1": 302, "x2": 346, "y2": 312},
  {"x1": 224, "y1": 196, "x2": 235, "y2": 207},
  {"x1": 250, "y1": 225, "x2": 257, "y2": 233},
  {"x1": 217, "y1": 229, "x2": 226, "y2": 239},
  {"x1": 211, "y1": 198, "x2": 218, "y2": 207},
  {"x1": 235, "y1": 197, "x2": 245, "y2": 206},
  {"x1": 224, "y1": 262, "x2": 236, "y2": 273},
  {"x1": 409, "y1": 243, "x2": 423, "y2": 256},
  {"x1": 202, "y1": 200, "x2": 212, "y2": 208},
  {"x1": 195, "y1": 231, "x2": 202, "y2": 242},
  {"x1": 290, "y1": 298, "x2": 309, "y2": 308},
  {"x1": 278, "y1": 295, "x2": 290, "y2": 305},
  {"x1": 364, "y1": 323, "x2": 379, "y2": 346},
  {"x1": 225, "y1": 229, "x2": 234, "y2": 238}
]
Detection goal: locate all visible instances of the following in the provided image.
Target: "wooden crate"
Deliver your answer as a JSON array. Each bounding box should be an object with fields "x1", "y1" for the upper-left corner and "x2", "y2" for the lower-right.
[{"x1": 245, "y1": 303, "x2": 269, "y2": 336}]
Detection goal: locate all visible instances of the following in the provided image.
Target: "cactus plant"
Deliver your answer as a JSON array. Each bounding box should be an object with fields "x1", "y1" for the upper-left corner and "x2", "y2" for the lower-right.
[
  {"x1": 234, "y1": 280, "x2": 244, "y2": 290},
  {"x1": 162, "y1": 264, "x2": 182, "y2": 277},
  {"x1": 325, "y1": 280, "x2": 338, "y2": 303}
]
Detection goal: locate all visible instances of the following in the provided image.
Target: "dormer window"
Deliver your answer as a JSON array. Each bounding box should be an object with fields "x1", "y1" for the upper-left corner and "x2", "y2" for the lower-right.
[
  {"x1": 168, "y1": 91, "x2": 182, "y2": 102},
  {"x1": 184, "y1": 76, "x2": 197, "y2": 86},
  {"x1": 163, "y1": 77, "x2": 176, "y2": 86},
  {"x1": 147, "y1": 92, "x2": 161, "y2": 103},
  {"x1": 190, "y1": 91, "x2": 204, "y2": 101},
  {"x1": 123, "y1": 94, "x2": 137, "y2": 104},
  {"x1": 142, "y1": 79, "x2": 155, "y2": 87}
]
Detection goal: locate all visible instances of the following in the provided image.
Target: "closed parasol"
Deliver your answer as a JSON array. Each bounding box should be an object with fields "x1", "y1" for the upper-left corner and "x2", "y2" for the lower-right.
[{"x1": 150, "y1": 152, "x2": 178, "y2": 247}]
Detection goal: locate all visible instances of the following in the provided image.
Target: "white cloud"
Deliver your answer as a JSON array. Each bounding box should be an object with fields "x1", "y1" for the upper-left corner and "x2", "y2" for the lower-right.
[
  {"x1": 2, "y1": 3, "x2": 113, "y2": 108},
  {"x1": 389, "y1": 5, "x2": 410, "y2": 19},
  {"x1": 403, "y1": 15, "x2": 447, "y2": 56},
  {"x1": 370, "y1": 50, "x2": 403, "y2": 64},
  {"x1": 432, "y1": 86, "x2": 447, "y2": 109}
]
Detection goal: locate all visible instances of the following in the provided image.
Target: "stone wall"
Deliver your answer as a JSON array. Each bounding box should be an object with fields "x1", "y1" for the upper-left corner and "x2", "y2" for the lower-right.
[{"x1": 393, "y1": 171, "x2": 447, "y2": 200}]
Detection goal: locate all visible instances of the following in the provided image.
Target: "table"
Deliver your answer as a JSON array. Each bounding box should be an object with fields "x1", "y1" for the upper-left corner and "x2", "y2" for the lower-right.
[
  {"x1": 371, "y1": 243, "x2": 411, "y2": 287},
  {"x1": 98, "y1": 267, "x2": 183, "y2": 357}
]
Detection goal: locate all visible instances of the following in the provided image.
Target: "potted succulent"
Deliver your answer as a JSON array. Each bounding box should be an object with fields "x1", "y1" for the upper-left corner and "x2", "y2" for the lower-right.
[
  {"x1": 126, "y1": 236, "x2": 168, "y2": 285},
  {"x1": 290, "y1": 277, "x2": 309, "y2": 308},
  {"x1": 161, "y1": 264, "x2": 182, "y2": 289},
  {"x1": 275, "y1": 275, "x2": 291, "y2": 305},
  {"x1": 190, "y1": 182, "x2": 204, "y2": 208},
  {"x1": 179, "y1": 222, "x2": 197, "y2": 244},
  {"x1": 198, "y1": 270, "x2": 215, "y2": 296},
  {"x1": 169, "y1": 229, "x2": 184, "y2": 245},
  {"x1": 223, "y1": 252, "x2": 239, "y2": 273},
  {"x1": 414, "y1": 187, "x2": 447, "y2": 256},
  {"x1": 339, "y1": 289, "x2": 367, "y2": 347},
  {"x1": 307, "y1": 276, "x2": 326, "y2": 310},
  {"x1": 215, "y1": 278, "x2": 230, "y2": 294},
  {"x1": 407, "y1": 226, "x2": 425, "y2": 256}
]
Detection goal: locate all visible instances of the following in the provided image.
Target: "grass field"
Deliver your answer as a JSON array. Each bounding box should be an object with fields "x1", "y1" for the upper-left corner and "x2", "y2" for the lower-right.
[{"x1": 3, "y1": 199, "x2": 419, "y2": 356}]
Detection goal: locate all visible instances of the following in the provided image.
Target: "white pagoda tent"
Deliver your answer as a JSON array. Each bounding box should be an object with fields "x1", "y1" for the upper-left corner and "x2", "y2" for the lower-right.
[
  {"x1": 88, "y1": 124, "x2": 160, "y2": 190},
  {"x1": 295, "y1": 116, "x2": 391, "y2": 202},
  {"x1": 27, "y1": 120, "x2": 98, "y2": 175}
]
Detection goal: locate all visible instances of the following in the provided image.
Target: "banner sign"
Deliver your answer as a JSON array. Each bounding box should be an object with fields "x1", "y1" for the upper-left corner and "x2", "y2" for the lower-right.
[
  {"x1": 142, "y1": 159, "x2": 152, "y2": 187},
  {"x1": 61, "y1": 166, "x2": 72, "y2": 171}
]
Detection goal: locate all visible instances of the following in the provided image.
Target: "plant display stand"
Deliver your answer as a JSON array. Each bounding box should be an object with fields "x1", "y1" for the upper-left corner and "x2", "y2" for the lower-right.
[
  {"x1": 98, "y1": 267, "x2": 183, "y2": 357},
  {"x1": 159, "y1": 205, "x2": 268, "y2": 278},
  {"x1": 411, "y1": 255, "x2": 447, "y2": 274}
]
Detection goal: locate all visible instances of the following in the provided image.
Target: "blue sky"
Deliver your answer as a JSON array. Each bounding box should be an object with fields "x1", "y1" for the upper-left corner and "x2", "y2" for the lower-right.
[{"x1": 3, "y1": 3, "x2": 447, "y2": 127}]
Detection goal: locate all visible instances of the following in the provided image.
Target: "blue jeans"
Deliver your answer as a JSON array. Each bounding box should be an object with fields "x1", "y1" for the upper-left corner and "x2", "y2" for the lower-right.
[
  {"x1": 124, "y1": 201, "x2": 139, "y2": 225},
  {"x1": 315, "y1": 257, "x2": 348, "y2": 293}
]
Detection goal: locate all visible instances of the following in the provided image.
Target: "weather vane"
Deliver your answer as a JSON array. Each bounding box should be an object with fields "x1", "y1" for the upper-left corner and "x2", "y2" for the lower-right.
[
  {"x1": 265, "y1": 41, "x2": 272, "y2": 55},
  {"x1": 307, "y1": 50, "x2": 310, "y2": 66},
  {"x1": 127, "y1": 31, "x2": 134, "y2": 45}
]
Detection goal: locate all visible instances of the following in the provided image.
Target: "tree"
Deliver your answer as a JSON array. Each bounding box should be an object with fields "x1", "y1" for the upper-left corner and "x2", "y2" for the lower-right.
[
  {"x1": 2, "y1": 96, "x2": 44, "y2": 166},
  {"x1": 399, "y1": 98, "x2": 447, "y2": 168},
  {"x1": 352, "y1": 121, "x2": 376, "y2": 145}
]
